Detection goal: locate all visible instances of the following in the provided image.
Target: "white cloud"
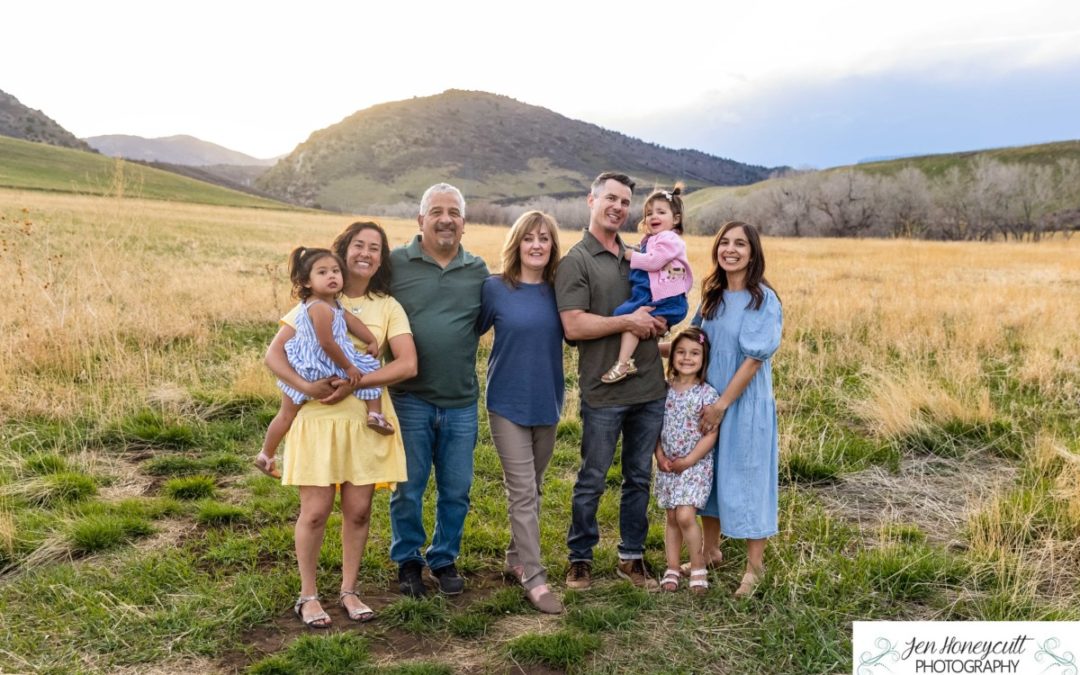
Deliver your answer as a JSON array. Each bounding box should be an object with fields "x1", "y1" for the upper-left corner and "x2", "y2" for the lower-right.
[{"x1": 4, "y1": 0, "x2": 1080, "y2": 158}]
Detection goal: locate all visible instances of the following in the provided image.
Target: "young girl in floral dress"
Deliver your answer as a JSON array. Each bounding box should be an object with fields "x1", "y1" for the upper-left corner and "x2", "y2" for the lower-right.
[{"x1": 654, "y1": 327, "x2": 720, "y2": 594}]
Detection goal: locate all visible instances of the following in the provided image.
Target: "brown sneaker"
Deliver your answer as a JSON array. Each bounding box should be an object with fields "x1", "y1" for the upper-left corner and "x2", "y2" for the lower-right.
[
  {"x1": 616, "y1": 558, "x2": 659, "y2": 590},
  {"x1": 565, "y1": 561, "x2": 592, "y2": 590}
]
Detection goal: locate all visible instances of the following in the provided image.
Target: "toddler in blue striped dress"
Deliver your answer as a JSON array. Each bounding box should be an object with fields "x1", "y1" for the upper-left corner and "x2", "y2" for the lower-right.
[{"x1": 257, "y1": 247, "x2": 393, "y2": 477}]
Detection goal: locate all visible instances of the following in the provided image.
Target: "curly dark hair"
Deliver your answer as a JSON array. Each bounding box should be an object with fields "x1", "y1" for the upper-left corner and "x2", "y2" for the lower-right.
[{"x1": 331, "y1": 221, "x2": 393, "y2": 297}]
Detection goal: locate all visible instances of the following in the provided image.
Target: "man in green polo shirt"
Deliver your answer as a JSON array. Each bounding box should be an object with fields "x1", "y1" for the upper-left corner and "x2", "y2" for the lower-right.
[
  {"x1": 555, "y1": 172, "x2": 669, "y2": 590},
  {"x1": 388, "y1": 183, "x2": 489, "y2": 597}
]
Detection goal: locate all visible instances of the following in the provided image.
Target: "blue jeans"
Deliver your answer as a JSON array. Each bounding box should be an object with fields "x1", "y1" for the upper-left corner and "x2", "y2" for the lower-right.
[
  {"x1": 389, "y1": 392, "x2": 478, "y2": 570},
  {"x1": 567, "y1": 397, "x2": 665, "y2": 562}
]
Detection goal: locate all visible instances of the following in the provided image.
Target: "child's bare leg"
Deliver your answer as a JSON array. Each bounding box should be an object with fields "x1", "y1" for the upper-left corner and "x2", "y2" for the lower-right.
[
  {"x1": 664, "y1": 509, "x2": 683, "y2": 572},
  {"x1": 676, "y1": 506, "x2": 704, "y2": 570},
  {"x1": 701, "y1": 516, "x2": 723, "y2": 565},
  {"x1": 364, "y1": 394, "x2": 394, "y2": 435},
  {"x1": 617, "y1": 330, "x2": 640, "y2": 366},
  {"x1": 366, "y1": 397, "x2": 382, "y2": 417},
  {"x1": 263, "y1": 394, "x2": 301, "y2": 456}
]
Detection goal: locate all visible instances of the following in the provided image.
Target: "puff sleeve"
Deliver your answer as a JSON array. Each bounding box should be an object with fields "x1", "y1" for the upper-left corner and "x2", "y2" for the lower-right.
[{"x1": 738, "y1": 288, "x2": 782, "y2": 361}]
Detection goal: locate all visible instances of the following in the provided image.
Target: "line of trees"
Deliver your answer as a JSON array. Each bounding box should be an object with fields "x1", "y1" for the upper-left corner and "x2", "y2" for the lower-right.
[
  {"x1": 364, "y1": 157, "x2": 1080, "y2": 241},
  {"x1": 693, "y1": 157, "x2": 1080, "y2": 240}
]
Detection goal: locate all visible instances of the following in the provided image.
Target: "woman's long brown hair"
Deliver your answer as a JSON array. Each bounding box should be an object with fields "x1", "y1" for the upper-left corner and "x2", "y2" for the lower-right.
[{"x1": 699, "y1": 221, "x2": 776, "y2": 319}]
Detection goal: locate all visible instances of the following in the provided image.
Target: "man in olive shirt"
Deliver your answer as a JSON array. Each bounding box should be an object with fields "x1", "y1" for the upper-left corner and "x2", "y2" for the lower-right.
[
  {"x1": 554, "y1": 172, "x2": 668, "y2": 590},
  {"x1": 389, "y1": 183, "x2": 489, "y2": 597}
]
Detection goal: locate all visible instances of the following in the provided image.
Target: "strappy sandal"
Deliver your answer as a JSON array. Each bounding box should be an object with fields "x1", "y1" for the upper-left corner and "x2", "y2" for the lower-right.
[
  {"x1": 366, "y1": 412, "x2": 395, "y2": 436},
  {"x1": 600, "y1": 358, "x2": 638, "y2": 384},
  {"x1": 660, "y1": 568, "x2": 681, "y2": 592},
  {"x1": 294, "y1": 595, "x2": 331, "y2": 628},
  {"x1": 689, "y1": 568, "x2": 709, "y2": 595},
  {"x1": 254, "y1": 451, "x2": 280, "y2": 478},
  {"x1": 734, "y1": 567, "x2": 764, "y2": 598},
  {"x1": 339, "y1": 590, "x2": 375, "y2": 622}
]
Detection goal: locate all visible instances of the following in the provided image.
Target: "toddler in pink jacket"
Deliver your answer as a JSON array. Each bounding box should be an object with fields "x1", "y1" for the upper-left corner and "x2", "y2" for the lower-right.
[{"x1": 602, "y1": 184, "x2": 693, "y2": 384}]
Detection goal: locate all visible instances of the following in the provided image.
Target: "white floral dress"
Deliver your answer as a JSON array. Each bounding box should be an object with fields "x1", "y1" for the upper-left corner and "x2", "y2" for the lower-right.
[{"x1": 654, "y1": 382, "x2": 720, "y2": 509}]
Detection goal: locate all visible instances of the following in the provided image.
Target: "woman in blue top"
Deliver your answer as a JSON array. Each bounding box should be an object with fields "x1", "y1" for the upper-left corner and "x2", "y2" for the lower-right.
[
  {"x1": 477, "y1": 211, "x2": 565, "y2": 614},
  {"x1": 692, "y1": 220, "x2": 782, "y2": 597}
]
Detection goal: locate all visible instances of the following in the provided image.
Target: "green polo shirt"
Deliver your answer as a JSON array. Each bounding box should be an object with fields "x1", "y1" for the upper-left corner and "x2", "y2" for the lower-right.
[
  {"x1": 554, "y1": 230, "x2": 666, "y2": 408},
  {"x1": 389, "y1": 234, "x2": 489, "y2": 408}
]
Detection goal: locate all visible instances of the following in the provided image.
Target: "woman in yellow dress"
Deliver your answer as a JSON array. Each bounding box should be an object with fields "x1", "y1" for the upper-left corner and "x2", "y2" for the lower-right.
[{"x1": 261, "y1": 221, "x2": 417, "y2": 628}]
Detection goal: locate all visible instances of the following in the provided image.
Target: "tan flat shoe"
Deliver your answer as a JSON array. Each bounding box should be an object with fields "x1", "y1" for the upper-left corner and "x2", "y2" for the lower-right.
[{"x1": 734, "y1": 568, "x2": 764, "y2": 598}]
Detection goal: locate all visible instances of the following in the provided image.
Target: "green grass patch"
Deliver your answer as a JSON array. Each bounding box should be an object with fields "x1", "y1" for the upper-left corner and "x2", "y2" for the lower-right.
[
  {"x1": 379, "y1": 664, "x2": 454, "y2": 675},
  {"x1": 145, "y1": 452, "x2": 247, "y2": 477},
  {"x1": 381, "y1": 596, "x2": 448, "y2": 634},
  {"x1": 163, "y1": 475, "x2": 216, "y2": 500},
  {"x1": 248, "y1": 632, "x2": 370, "y2": 674},
  {"x1": 506, "y1": 630, "x2": 601, "y2": 670},
  {"x1": 23, "y1": 452, "x2": 70, "y2": 474},
  {"x1": 565, "y1": 605, "x2": 636, "y2": 632},
  {"x1": 69, "y1": 514, "x2": 154, "y2": 554},
  {"x1": 107, "y1": 410, "x2": 197, "y2": 449},
  {"x1": 196, "y1": 500, "x2": 251, "y2": 526}
]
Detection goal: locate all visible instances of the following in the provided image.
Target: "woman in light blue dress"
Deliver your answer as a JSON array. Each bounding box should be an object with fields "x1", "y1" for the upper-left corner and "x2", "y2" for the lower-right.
[{"x1": 692, "y1": 220, "x2": 782, "y2": 597}]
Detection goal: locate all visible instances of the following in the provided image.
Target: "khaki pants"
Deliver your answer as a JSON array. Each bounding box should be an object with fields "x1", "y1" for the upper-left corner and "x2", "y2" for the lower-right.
[{"x1": 488, "y1": 412, "x2": 557, "y2": 590}]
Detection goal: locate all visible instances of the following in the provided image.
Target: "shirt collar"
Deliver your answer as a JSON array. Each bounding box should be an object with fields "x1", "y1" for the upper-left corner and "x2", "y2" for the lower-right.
[
  {"x1": 404, "y1": 234, "x2": 478, "y2": 269},
  {"x1": 582, "y1": 229, "x2": 626, "y2": 259}
]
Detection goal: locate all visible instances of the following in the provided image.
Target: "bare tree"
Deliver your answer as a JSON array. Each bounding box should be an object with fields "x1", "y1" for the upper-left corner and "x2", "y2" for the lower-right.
[{"x1": 814, "y1": 170, "x2": 879, "y2": 237}]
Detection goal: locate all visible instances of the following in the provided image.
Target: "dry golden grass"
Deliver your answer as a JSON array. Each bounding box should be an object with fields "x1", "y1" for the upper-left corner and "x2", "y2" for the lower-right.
[
  {"x1": 3, "y1": 187, "x2": 1077, "y2": 426},
  {"x1": 2, "y1": 186, "x2": 1079, "y2": 672}
]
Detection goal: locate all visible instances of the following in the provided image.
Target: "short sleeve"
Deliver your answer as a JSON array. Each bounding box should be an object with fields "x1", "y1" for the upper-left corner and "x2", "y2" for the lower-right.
[
  {"x1": 739, "y1": 288, "x2": 782, "y2": 360},
  {"x1": 384, "y1": 297, "x2": 412, "y2": 340},
  {"x1": 698, "y1": 384, "x2": 720, "y2": 413},
  {"x1": 690, "y1": 304, "x2": 703, "y2": 327},
  {"x1": 280, "y1": 302, "x2": 302, "y2": 329},
  {"x1": 554, "y1": 250, "x2": 590, "y2": 313},
  {"x1": 477, "y1": 276, "x2": 498, "y2": 334}
]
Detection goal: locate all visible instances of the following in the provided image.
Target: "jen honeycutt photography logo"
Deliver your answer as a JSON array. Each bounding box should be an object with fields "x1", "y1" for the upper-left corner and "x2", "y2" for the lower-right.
[{"x1": 853, "y1": 621, "x2": 1080, "y2": 674}]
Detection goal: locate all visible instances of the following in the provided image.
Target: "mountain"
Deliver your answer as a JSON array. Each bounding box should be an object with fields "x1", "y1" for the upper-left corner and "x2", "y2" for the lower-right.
[
  {"x1": 85, "y1": 134, "x2": 277, "y2": 167},
  {"x1": 0, "y1": 89, "x2": 92, "y2": 151},
  {"x1": 256, "y1": 89, "x2": 778, "y2": 211}
]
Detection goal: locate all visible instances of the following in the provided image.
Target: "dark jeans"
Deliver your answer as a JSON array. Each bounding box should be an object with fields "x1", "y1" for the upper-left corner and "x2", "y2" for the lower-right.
[
  {"x1": 389, "y1": 392, "x2": 478, "y2": 570},
  {"x1": 567, "y1": 397, "x2": 665, "y2": 562}
]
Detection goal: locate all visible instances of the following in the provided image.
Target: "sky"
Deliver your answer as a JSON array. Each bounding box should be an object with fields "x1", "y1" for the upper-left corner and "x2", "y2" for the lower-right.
[{"x1": 5, "y1": 0, "x2": 1080, "y2": 168}]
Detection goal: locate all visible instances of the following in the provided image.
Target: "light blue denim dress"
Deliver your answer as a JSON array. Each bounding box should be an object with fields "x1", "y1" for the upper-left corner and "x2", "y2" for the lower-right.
[{"x1": 694, "y1": 287, "x2": 782, "y2": 539}]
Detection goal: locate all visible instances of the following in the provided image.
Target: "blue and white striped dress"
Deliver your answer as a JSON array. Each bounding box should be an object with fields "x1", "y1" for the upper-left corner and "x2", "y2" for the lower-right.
[{"x1": 278, "y1": 300, "x2": 381, "y2": 404}]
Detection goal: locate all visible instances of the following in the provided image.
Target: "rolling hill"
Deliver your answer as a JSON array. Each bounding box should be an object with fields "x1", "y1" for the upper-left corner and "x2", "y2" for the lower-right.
[
  {"x1": 256, "y1": 89, "x2": 779, "y2": 211},
  {"x1": 85, "y1": 134, "x2": 276, "y2": 167},
  {"x1": 0, "y1": 135, "x2": 293, "y2": 209},
  {"x1": 683, "y1": 139, "x2": 1080, "y2": 220},
  {"x1": 0, "y1": 89, "x2": 92, "y2": 151}
]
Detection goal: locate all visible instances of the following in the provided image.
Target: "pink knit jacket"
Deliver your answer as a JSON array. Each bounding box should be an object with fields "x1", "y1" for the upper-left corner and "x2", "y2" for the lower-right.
[{"x1": 629, "y1": 230, "x2": 693, "y2": 302}]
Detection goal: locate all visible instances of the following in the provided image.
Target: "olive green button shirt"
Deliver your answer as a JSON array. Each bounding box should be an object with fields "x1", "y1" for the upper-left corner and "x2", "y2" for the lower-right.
[
  {"x1": 554, "y1": 230, "x2": 666, "y2": 408},
  {"x1": 389, "y1": 235, "x2": 489, "y2": 408}
]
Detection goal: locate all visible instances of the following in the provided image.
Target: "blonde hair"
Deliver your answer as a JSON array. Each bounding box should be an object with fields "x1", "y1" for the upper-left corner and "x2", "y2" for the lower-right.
[{"x1": 500, "y1": 211, "x2": 561, "y2": 287}]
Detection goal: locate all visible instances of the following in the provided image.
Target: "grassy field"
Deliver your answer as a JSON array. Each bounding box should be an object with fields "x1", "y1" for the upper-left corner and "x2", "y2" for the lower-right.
[
  {"x1": 0, "y1": 136, "x2": 292, "y2": 209},
  {"x1": 1, "y1": 187, "x2": 1078, "y2": 673}
]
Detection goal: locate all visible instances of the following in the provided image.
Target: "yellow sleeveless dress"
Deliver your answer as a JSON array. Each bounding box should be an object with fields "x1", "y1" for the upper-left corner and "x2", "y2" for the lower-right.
[{"x1": 278, "y1": 293, "x2": 411, "y2": 488}]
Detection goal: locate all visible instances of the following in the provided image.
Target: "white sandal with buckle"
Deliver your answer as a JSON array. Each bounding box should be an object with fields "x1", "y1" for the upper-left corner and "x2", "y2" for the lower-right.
[
  {"x1": 660, "y1": 568, "x2": 681, "y2": 592},
  {"x1": 689, "y1": 568, "x2": 709, "y2": 595}
]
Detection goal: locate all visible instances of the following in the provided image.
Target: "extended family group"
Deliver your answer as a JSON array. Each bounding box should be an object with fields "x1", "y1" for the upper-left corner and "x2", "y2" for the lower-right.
[{"x1": 251, "y1": 172, "x2": 782, "y2": 627}]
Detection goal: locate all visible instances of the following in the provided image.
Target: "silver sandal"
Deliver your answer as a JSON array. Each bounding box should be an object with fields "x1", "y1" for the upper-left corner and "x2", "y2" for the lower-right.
[
  {"x1": 339, "y1": 590, "x2": 375, "y2": 622},
  {"x1": 294, "y1": 595, "x2": 331, "y2": 628}
]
